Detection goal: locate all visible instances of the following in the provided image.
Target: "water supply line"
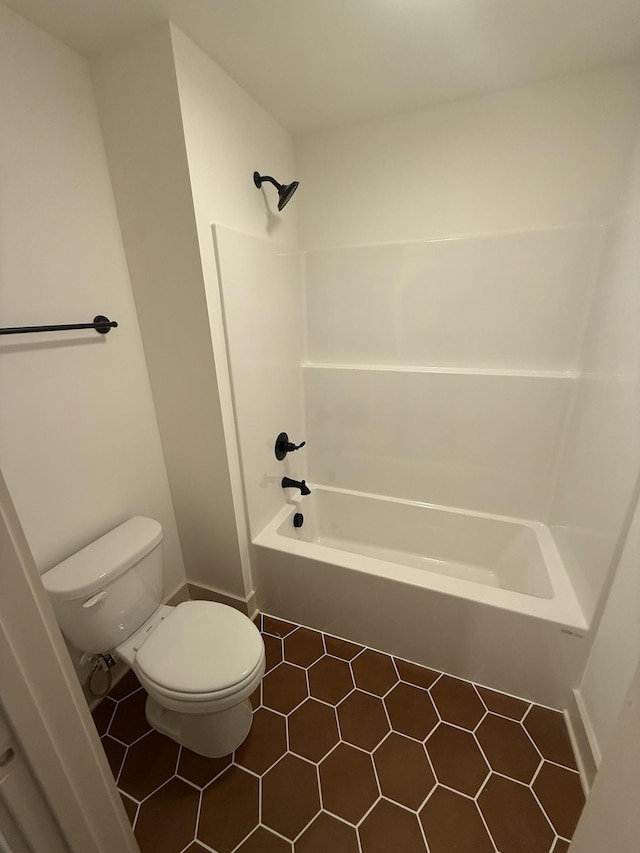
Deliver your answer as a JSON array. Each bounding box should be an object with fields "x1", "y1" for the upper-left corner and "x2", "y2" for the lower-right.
[{"x1": 85, "y1": 654, "x2": 115, "y2": 699}]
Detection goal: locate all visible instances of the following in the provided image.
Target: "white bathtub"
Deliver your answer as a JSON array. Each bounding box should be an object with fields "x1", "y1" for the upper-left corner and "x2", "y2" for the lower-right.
[{"x1": 253, "y1": 486, "x2": 589, "y2": 708}]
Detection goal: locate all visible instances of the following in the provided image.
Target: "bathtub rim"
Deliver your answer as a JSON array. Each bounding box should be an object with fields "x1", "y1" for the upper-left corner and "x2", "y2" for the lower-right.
[{"x1": 253, "y1": 485, "x2": 588, "y2": 632}]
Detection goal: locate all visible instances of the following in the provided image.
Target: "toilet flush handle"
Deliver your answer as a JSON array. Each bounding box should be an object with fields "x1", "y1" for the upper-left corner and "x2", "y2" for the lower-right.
[{"x1": 82, "y1": 591, "x2": 108, "y2": 609}]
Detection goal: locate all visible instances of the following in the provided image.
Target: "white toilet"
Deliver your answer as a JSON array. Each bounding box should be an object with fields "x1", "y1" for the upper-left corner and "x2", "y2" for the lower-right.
[{"x1": 42, "y1": 516, "x2": 265, "y2": 758}]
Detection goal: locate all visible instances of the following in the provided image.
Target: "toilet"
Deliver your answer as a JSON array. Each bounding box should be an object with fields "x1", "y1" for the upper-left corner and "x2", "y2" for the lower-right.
[{"x1": 41, "y1": 516, "x2": 265, "y2": 757}]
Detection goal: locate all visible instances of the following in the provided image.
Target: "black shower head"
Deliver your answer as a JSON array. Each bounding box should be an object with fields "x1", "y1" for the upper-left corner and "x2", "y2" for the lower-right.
[{"x1": 253, "y1": 171, "x2": 299, "y2": 211}]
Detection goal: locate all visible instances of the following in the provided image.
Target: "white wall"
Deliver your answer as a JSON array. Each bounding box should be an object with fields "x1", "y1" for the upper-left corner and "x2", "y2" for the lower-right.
[
  {"x1": 170, "y1": 27, "x2": 301, "y2": 552},
  {"x1": 302, "y1": 227, "x2": 602, "y2": 517},
  {"x1": 296, "y1": 62, "x2": 640, "y2": 625},
  {"x1": 550, "y1": 136, "x2": 640, "y2": 621},
  {"x1": 92, "y1": 24, "x2": 245, "y2": 598},
  {"x1": 577, "y1": 492, "x2": 640, "y2": 762},
  {"x1": 296, "y1": 63, "x2": 640, "y2": 249},
  {"x1": 92, "y1": 23, "x2": 300, "y2": 598},
  {"x1": 569, "y1": 137, "x2": 640, "y2": 759},
  {"x1": 170, "y1": 25, "x2": 298, "y2": 250},
  {"x1": 0, "y1": 5, "x2": 185, "y2": 595},
  {"x1": 305, "y1": 368, "x2": 572, "y2": 519},
  {"x1": 305, "y1": 227, "x2": 603, "y2": 371},
  {"x1": 570, "y1": 658, "x2": 640, "y2": 853},
  {"x1": 213, "y1": 227, "x2": 305, "y2": 539}
]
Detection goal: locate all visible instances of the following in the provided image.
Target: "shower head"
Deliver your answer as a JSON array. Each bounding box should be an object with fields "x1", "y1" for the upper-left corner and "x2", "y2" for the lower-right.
[{"x1": 253, "y1": 171, "x2": 299, "y2": 211}]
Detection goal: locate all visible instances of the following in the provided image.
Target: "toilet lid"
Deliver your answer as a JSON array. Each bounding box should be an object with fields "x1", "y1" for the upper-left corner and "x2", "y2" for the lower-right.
[{"x1": 135, "y1": 601, "x2": 264, "y2": 695}]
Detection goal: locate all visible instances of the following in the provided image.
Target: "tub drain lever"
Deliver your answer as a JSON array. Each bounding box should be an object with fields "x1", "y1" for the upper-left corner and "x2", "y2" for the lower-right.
[{"x1": 275, "y1": 432, "x2": 306, "y2": 460}]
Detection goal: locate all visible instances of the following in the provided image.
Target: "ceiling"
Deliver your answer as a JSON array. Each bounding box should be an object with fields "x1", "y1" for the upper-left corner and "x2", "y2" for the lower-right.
[{"x1": 5, "y1": 0, "x2": 640, "y2": 133}]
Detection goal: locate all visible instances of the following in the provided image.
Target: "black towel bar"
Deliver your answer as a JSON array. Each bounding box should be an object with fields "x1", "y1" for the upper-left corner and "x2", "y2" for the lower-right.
[{"x1": 0, "y1": 315, "x2": 118, "y2": 336}]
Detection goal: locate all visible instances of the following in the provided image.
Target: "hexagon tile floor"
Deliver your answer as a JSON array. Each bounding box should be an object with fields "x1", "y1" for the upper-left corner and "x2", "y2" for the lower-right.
[{"x1": 92, "y1": 614, "x2": 585, "y2": 853}]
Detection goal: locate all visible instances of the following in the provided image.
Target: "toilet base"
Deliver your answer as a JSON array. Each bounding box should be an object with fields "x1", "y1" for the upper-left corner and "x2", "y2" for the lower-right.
[{"x1": 145, "y1": 695, "x2": 254, "y2": 758}]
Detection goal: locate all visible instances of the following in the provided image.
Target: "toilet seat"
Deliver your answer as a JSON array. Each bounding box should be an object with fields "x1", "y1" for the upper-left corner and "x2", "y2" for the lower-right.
[
  {"x1": 138, "y1": 654, "x2": 264, "y2": 706},
  {"x1": 134, "y1": 600, "x2": 264, "y2": 702}
]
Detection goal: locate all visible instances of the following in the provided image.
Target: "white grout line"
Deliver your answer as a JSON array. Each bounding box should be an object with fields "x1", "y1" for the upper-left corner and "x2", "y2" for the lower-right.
[
  {"x1": 355, "y1": 795, "x2": 382, "y2": 828},
  {"x1": 116, "y1": 727, "x2": 154, "y2": 750},
  {"x1": 522, "y1": 723, "x2": 546, "y2": 762},
  {"x1": 529, "y1": 760, "x2": 546, "y2": 787},
  {"x1": 132, "y1": 775, "x2": 177, "y2": 807},
  {"x1": 179, "y1": 776, "x2": 205, "y2": 793},
  {"x1": 190, "y1": 789, "x2": 203, "y2": 851},
  {"x1": 543, "y1": 758, "x2": 582, "y2": 775},
  {"x1": 472, "y1": 731, "x2": 494, "y2": 784},
  {"x1": 257, "y1": 760, "x2": 263, "y2": 827},
  {"x1": 107, "y1": 614, "x2": 583, "y2": 853},
  {"x1": 368, "y1": 746, "x2": 382, "y2": 800},
  {"x1": 117, "y1": 789, "x2": 140, "y2": 831},
  {"x1": 192, "y1": 837, "x2": 216, "y2": 852},
  {"x1": 291, "y1": 808, "x2": 322, "y2": 845},
  {"x1": 474, "y1": 794, "x2": 500, "y2": 853},
  {"x1": 530, "y1": 781, "x2": 560, "y2": 837}
]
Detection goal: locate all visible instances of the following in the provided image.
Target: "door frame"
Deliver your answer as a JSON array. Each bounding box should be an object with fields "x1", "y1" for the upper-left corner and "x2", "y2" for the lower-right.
[{"x1": 0, "y1": 470, "x2": 138, "y2": 853}]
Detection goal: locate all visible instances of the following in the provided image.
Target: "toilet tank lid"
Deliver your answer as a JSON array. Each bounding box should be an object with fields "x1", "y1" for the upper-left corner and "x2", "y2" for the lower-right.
[{"x1": 42, "y1": 516, "x2": 163, "y2": 600}]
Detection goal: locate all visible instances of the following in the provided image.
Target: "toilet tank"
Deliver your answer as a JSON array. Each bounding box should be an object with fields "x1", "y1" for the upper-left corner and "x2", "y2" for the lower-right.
[{"x1": 42, "y1": 517, "x2": 164, "y2": 654}]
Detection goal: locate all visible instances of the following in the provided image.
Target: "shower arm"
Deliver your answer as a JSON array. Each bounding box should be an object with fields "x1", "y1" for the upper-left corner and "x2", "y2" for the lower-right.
[{"x1": 254, "y1": 174, "x2": 282, "y2": 191}]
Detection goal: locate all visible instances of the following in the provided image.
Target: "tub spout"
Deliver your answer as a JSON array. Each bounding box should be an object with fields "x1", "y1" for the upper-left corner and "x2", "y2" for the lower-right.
[{"x1": 282, "y1": 476, "x2": 311, "y2": 496}]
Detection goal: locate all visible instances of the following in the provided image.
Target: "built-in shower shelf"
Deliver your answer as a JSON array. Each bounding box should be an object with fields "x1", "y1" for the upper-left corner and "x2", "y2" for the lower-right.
[{"x1": 302, "y1": 362, "x2": 578, "y2": 379}]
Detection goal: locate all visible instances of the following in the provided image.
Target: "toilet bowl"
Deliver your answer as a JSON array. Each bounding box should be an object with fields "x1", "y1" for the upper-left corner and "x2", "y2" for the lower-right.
[
  {"x1": 41, "y1": 516, "x2": 265, "y2": 757},
  {"x1": 118, "y1": 600, "x2": 265, "y2": 757}
]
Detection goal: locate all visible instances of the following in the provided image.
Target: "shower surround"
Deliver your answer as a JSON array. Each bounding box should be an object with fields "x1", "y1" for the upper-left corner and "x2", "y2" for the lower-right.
[{"x1": 212, "y1": 219, "x2": 620, "y2": 707}]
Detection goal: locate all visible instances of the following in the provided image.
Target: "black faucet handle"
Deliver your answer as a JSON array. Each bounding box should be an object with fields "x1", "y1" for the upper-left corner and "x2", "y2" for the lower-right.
[{"x1": 275, "y1": 432, "x2": 306, "y2": 460}]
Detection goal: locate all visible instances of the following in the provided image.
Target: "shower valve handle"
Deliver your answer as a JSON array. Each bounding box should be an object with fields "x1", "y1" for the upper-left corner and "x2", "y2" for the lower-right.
[{"x1": 275, "y1": 432, "x2": 306, "y2": 460}]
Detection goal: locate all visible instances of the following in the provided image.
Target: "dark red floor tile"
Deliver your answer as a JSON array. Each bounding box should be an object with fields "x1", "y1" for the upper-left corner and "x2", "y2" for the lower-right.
[
  {"x1": 359, "y1": 799, "x2": 426, "y2": 853},
  {"x1": 289, "y1": 699, "x2": 339, "y2": 762},
  {"x1": 262, "y1": 754, "x2": 321, "y2": 840},
  {"x1": 426, "y1": 724, "x2": 489, "y2": 796},
  {"x1": 476, "y1": 685, "x2": 530, "y2": 720},
  {"x1": 295, "y1": 811, "x2": 359, "y2": 853},
  {"x1": 178, "y1": 748, "x2": 231, "y2": 788},
  {"x1": 533, "y1": 762, "x2": 585, "y2": 839},
  {"x1": 119, "y1": 730, "x2": 179, "y2": 801},
  {"x1": 319, "y1": 743, "x2": 378, "y2": 824},
  {"x1": 476, "y1": 713, "x2": 541, "y2": 783},
  {"x1": 135, "y1": 778, "x2": 199, "y2": 853},
  {"x1": 324, "y1": 635, "x2": 364, "y2": 660},
  {"x1": 478, "y1": 774, "x2": 555, "y2": 853},
  {"x1": 420, "y1": 787, "x2": 494, "y2": 853},
  {"x1": 337, "y1": 690, "x2": 389, "y2": 751},
  {"x1": 262, "y1": 663, "x2": 308, "y2": 714},
  {"x1": 235, "y1": 707, "x2": 287, "y2": 774},
  {"x1": 374, "y1": 733, "x2": 435, "y2": 809},
  {"x1": 198, "y1": 766, "x2": 259, "y2": 852},
  {"x1": 352, "y1": 649, "x2": 398, "y2": 696},
  {"x1": 308, "y1": 656, "x2": 354, "y2": 704},
  {"x1": 430, "y1": 675, "x2": 485, "y2": 730},
  {"x1": 394, "y1": 658, "x2": 440, "y2": 690},
  {"x1": 524, "y1": 706, "x2": 578, "y2": 769},
  {"x1": 92, "y1": 697, "x2": 117, "y2": 736},
  {"x1": 385, "y1": 682, "x2": 438, "y2": 740},
  {"x1": 284, "y1": 627, "x2": 325, "y2": 667}
]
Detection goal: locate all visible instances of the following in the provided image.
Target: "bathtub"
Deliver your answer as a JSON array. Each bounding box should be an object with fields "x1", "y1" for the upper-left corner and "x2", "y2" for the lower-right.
[{"x1": 253, "y1": 486, "x2": 589, "y2": 708}]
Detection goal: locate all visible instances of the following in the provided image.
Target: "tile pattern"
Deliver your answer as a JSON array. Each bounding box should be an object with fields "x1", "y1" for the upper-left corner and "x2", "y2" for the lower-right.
[{"x1": 93, "y1": 615, "x2": 585, "y2": 853}]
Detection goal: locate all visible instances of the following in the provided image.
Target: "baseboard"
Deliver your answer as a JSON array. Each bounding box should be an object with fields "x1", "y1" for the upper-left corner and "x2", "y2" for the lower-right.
[
  {"x1": 187, "y1": 582, "x2": 254, "y2": 617},
  {"x1": 565, "y1": 688, "x2": 600, "y2": 793}
]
